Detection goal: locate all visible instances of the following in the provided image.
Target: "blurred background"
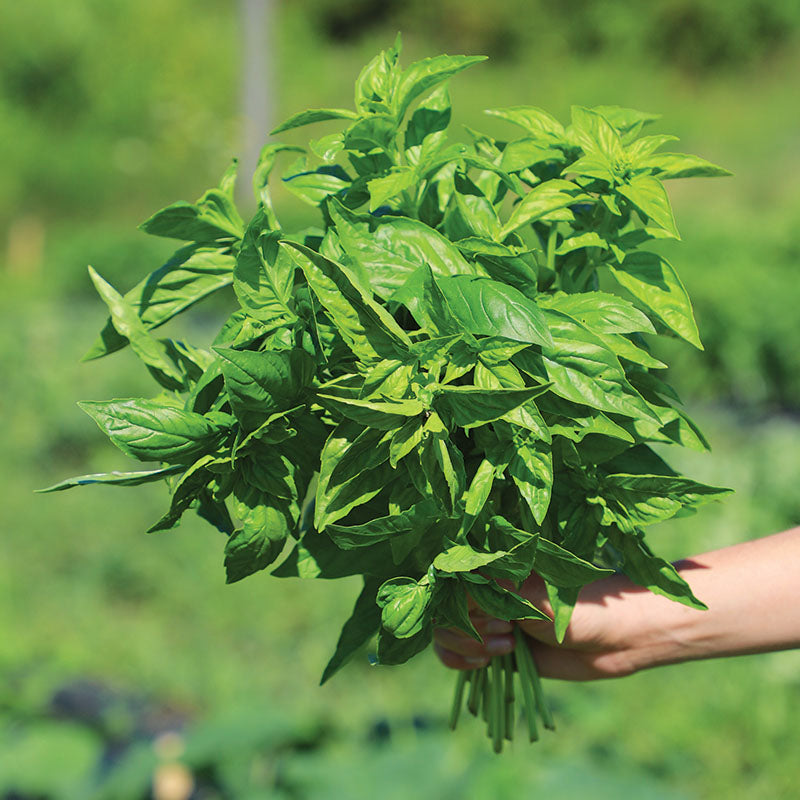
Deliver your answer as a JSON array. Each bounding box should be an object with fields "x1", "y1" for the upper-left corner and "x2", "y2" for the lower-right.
[{"x1": 1, "y1": 1, "x2": 799, "y2": 797}]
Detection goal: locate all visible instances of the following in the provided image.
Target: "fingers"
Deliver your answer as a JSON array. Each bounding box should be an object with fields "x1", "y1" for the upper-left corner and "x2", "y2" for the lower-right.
[{"x1": 433, "y1": 614, "x2": 515, "y2": 670}]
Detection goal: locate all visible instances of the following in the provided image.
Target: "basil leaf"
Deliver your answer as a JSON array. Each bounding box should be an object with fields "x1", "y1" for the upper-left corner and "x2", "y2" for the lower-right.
[
  {"x1": 508, "y1": 433, "x2": 553, "y2": 525},
  {"x1": 461, "y1": 574, "x2": 549, "y2": 621},
  {"x1": 140, "y1": 164, "x2": 243, "y2": 243},
  {"x1": 329, "y1": 200, "x2": 481, "y2": 301},
  {"x1": 609, "y1": 529, "x2": 707, "y2": 610},
  {"x1": 608, "y1": 251, "x2": 702, "y2": 349},
  {"x1": 215, "y1": 347, "x2": 313, "y2": 430},
  {"x1": 436, "y1": 275, "x2": 553, "y2": 346},
  {"x1": 433, "y1": 384, "x2": 551, "y2": 430},
  {"x1": 376, "y1": 624, "x2": 432, "y2": 666},
  {"x1": 320, "y1": 578, "x2": 382, "y2": 685},
  {"x1": 87, "y1": 267, "x2": 187, "y2": 389},
  {"x1": 37, "y1": 466, "x2": 184, "y2": 493},
  {"x1": 636, "y1": 152, "x2": 732, "y2": 180},
  {"x1": 79, "y1": 399, "x2": 231, "y2": 464},
  {"x1": 224, "y1": 485, "x2": 294, "y2": 583},
  {"x1": 282, "y1": 241, "x2": 411, "y2": 362},
  {"x1": 84, "y1": 245, "x2": 235, "y2": 362},
  {"x1": 377, "y1": 577, "x2": 432, "y2": 638},
  {"x1": 484, "y1": 106, "x2": 565, "y2": 144},
  {"x1": 499, "y1": 180, "x2": 587, "y2": 239},
  {"x1": 394, "y1": 54, "x2": 486, "y2": 120},
  {"x1": 433, "y1": 543, "x2": 507, "y2": 573},
  {"x1": 327, "y1": 501, "x2": 439, "y2": 550},
  {"x1": 617, "y1": 175, "x2": 679, "y2": 238},
  {"x1": 233, "y1": 218, "x2": 297, "y2": 326},
  {"x1": 271, "y1": 107, "x2": 358, "y2": 135},
  {"x1": 367, "y1": 167, "x2": 417, "y2": 211}
]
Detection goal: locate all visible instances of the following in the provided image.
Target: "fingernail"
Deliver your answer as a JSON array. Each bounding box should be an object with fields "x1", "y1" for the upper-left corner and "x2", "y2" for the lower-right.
[
  {"x1": 486, "y1": 636, "x2": 513, "y2": 655},
  {"x1": 464, "y1": 656, "x2": 489, "y2": 667},
  {"x1": 486, "y1": 619, "x2": 512, "y2": 634}
]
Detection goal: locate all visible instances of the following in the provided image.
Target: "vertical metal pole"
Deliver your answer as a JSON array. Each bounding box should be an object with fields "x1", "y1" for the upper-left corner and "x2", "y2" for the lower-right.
[{"x1": 239, "y1": 0, "x2": 275, "y2": 208}]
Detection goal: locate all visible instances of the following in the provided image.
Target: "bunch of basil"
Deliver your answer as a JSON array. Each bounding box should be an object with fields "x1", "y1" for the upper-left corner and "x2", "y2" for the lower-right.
[{"x1": 44, "y1": 38, "x2": 731, "y2": 751}]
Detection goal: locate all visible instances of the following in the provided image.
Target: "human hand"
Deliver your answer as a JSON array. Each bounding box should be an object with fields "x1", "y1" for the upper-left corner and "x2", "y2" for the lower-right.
[{"x1": 434, "y1": 571, "x2": 667, "y2": 681}]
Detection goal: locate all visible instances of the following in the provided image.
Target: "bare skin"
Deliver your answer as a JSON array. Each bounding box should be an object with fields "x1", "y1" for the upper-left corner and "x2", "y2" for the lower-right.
[{"x1": 434, "y1": 527, "x2": 800, "y2": 680}]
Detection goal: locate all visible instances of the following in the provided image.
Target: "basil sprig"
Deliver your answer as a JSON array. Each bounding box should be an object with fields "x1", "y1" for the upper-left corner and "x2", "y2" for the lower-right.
[{"x1": 44, "y1": 36, "x2": 732, "y2": 751}]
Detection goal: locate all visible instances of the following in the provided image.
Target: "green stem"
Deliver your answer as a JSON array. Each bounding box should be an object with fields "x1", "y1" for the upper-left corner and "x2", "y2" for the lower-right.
[
  {"x1": 503, "y1": 653, "x2": 515, "y2": 742},
  {"x1": 491, "y1": 657, "x2": 504, "y2": 753},
  {"x1": 449, "y1": 669, "x2": 469, "y2": 731},
  {"x1": 528, "y1": 654, "x2": 556, "y2": 731},
  {"x1": 467, "y1": 666, "x2": 483, "y2": 717},
  {"x1": 513, "y1": 627, "x2": 539, "y2": 742},
  {"x1": 514, "y1": 626, "x2": 555, "y2": 732}
]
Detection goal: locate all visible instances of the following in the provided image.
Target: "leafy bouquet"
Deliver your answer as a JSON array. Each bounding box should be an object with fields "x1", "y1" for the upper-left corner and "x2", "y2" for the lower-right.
[{"x1": 44, "y1": 39, "x2": 731, "y2": 751}]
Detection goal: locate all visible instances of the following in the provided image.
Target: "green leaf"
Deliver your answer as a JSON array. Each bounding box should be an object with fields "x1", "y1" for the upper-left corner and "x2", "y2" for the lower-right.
[
  {"x1": 392, "y1": 265, "x2": 462, "y2": 336},
  {"x1": 83, "y1": 245, "x2": 235, "y2": 361},
  {"x1": 435, "y1": 275, "x2": 553, "y2": 346},
  {"x1": 315, "y1": 426, "x2": 398, "y2": 529},
  {"x1": 433, "y1": 384, "x2": 551, "y2": 429},
  {"x1": 394, "y1": 54, "x2": 486, "y2": 120},
  {"x1": 282, "y1": 241, "x2": 411, "y2": 362},
  {"x1": 283, "y1": 163, "x2": 351, "y2": 206},
  {"x1": 602, "y1": 473, "x2": 732, "y2": 530},
  {"x1": 500, "y1": 138, "x2": 563, "y2": 173},
  {"x1": 617, "y1": 176, "x2": 679, "y2": 238},
  {"x1": 535, "y1": 538, "x2": 613, "y2": 587},
  {"x1": 433, "y1": 580, "x2": 481, "y2": 640},
  {"x1": 272, "y1": 527, "x2": 392, "y2": 580},
  {"x1": 37, "y1": 465, "x2": 184, "y2": 492},
  {"x1": 376, "y1": 624, "x2": 432, "y2": 665},
  {"x1": 461, "y1": 574, "x2": 549, "y2": 621},
  {"x1": 540, "y1": 291, "x2": 655, "y2": 335},
  {"x1": 233, "y1": 218, "x2": 297, "y2": 326},
  {"x1": 252, "y1": 143, "x2": 305, "y2": 224},
  {"x1": 473, "y1": 362, "x2": 550, "y2": 440},
  {"x1": 609, "y1": 529, "x2": 707, "y2": 610},
  {"x1": 367, "y1": 167, "x2": 417, "y2": 211},
  {"x1": 515, "y1": 312, "x2": 656, "y2": 421},
  {"x1": 327, "y1": 501, "x2": 439, "y2": 550},
  {"x1": 389, "y1": 416, "x2": 425, "y2": 467},
  {"x1": 499, "y1": 180, "x2": 587, "y2": 239},
  {"x1": 271, "y1": 107, "x2": 358, "y2": 135},
  {"x1": 225, "y1": 486, "x2": 294, "y2": 583},
  {"x1": 405, "y1": 84, "x2": 451, "y2": 167},
  {"x1": 215, "y1": 347, "x2": 313, "y2": 430},
  {"x1": 87, "y1": 267, "x2": 186, "y2": 388},
  {"x1": 570, "y1": 105, "x2": 623, "y2": 160},
  {"x1": 80, "y1": 399, "x2": 231, "y2": 464},
  {"x1": 433, "y1": 543, "x2": 506, "y2": 573},
  {"x1": 608, "y1": 251, "x2": 702, "y2": 349},
  {"x1": 147, "y1": 455, "x2": 220, "y2": 533},
  {"x1": 592, "y1": 106, "x2": 660, "y2": 137},
  {"x1": 316, "y1": 394, "x2": 423, "y2": 431},
  {"x1": 418, "y1": 432, "x2": 466, "y2": 517},
  {"x1": 508, "y1": 434, "x2": 553, "y2": 525},
  {"x1": 484, "y1": 106, "x2": 565, "y2": 144},
  {"x1": 636, "y1": 152, "x2": 732, "y2": 180},
  {"x1": 355, "y1": 37, "x2": 402, "y2": 113},
  {"x1": 321, "y1": 578, "x2": 382, "y2": 684},
  {"x1": 329, "y1": 200, "x2": 481, "y2": 301},
  {"x1": 140, "y1": 165, "x2": 243, "y2": 242},
  {"x1": 343, "y1": 115, "x2": 397, "y2": 152},
  {"x1": 377, "y1": 577, "x2": 432, "y2": 638}
]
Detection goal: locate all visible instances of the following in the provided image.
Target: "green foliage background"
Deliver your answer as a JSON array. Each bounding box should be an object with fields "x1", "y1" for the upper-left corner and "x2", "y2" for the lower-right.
[{"x1": 1, "y1": 1, "x2": 799, "y2": 797}]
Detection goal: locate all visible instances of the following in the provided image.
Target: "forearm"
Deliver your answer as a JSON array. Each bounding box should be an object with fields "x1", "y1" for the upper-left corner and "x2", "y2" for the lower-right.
[{"x1": 623, "y1": 526, "x2": 800, "y2": 672}]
